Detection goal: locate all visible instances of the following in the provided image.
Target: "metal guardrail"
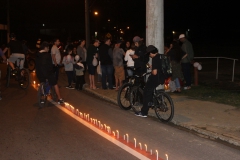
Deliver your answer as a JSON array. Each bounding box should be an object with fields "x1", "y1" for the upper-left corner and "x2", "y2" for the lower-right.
[{"x1": 194, "y1": 57, "x2": 238, "y2": 82}]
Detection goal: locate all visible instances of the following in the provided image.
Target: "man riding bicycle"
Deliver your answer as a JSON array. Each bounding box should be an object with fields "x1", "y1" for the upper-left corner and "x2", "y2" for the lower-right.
[
  {"x1": 35, "y1": 41, "x2": 64, "y2": 104},
  {"x1": 135, "y1": 45, "x2": 165, "y2": 118},
  {"x1": 2, "y1": 33, "x2": 25, "y2": 73}
]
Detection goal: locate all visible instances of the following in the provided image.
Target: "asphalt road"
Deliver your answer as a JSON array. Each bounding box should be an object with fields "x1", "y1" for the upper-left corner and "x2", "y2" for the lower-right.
[{"x1": 0, "y1": 68, "x2": 240, "y2": 160}]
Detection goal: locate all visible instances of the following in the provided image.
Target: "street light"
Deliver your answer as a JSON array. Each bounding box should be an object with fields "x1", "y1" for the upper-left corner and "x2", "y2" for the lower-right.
[
  {"x1": 127, "y1": 26, "x2": 130, "y2": 29},
  {"x1": 94, "y1": 11, "x2": 98, "y2": 15},
  {"x1": 108, "y1": 19, "x2": 110, "y2": 22}
]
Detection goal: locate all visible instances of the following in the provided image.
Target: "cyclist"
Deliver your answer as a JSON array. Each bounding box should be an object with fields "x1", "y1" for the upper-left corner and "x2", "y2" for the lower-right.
[
  {"x1": 2, "y1": 33, "x2": 25, "y2": 73},
  {"x1": 135, "y1": 45, "x2": 165, "y2": 118},
  {"x1": 35, "y1": 41, "x2": 64, "y2": 104}
]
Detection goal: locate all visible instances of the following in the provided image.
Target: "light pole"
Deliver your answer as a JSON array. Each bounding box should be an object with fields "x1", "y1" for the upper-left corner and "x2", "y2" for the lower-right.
[
  {"x1": 94, "y1": 11, "x2": 98, "y2": 38},
  {"x1": 85, "y1": 0, "x2": 90, "y2": 48}
]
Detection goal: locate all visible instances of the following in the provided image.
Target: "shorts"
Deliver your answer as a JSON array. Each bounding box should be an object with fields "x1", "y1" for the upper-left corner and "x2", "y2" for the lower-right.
[
  {"x1": 114, "y1": 66, "x2": 125, "y2": 81},
  {"x1": 88, "y1": 64, "x2": 96, "y2": 75},
  {"x1": 39, "y1": 74, "x2": 57, "y2": 86},
  {"x1": 8, "y1": 53, "x2": 25, "y2": 69}
]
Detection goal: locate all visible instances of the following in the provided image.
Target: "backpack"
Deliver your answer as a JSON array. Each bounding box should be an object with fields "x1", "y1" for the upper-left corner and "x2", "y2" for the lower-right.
[{"x1": 159, "y1": 54, "x2": 172, "y2": 79}]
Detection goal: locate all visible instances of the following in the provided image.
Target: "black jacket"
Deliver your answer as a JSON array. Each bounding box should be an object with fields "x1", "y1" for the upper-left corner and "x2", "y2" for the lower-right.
[
  {"x1": 98, "y1": 44, "x2": 112, "y2": 65},
  {"x1": 133, "y1": 44, "x2": 148, "y2": 73}
]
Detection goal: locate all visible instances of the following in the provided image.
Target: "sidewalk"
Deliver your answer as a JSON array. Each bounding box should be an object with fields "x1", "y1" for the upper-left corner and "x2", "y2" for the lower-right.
[{"x1": 79, "y1": 73, "x2": 240, "y2": 147}]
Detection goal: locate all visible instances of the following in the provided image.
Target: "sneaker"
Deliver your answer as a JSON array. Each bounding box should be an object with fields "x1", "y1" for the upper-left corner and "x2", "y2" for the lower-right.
[
  {"x1": 58, "y1": 99, "x2": 64, "y2": 104},
  {"x1": 66, "y1": 86, "x2": 74, "y2": 89},
  {"x1": 40, "y1": 99, "x2": 45, "y2": 104},
  {"x1": 135, "y1": 112, "x2": 147, "y2": 118},
  {"x1": 12, "y1": 69, "x2": 18, "y2": 75},
  {"x1": 184, "y1": 86, "x2": 191, "y2": 90}
]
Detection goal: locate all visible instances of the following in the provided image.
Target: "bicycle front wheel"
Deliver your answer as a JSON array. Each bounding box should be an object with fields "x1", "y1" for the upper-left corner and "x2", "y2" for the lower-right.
[
  {"x1": 154, "y1": 92, "x2": 174, "y2": 122},
  {"x1": 19, "y1": 68, "x2": 30, "y2": 89},
  {"x1": 5, "y1": 66, "x2": 11, "y2": 87},
  {"x1": 130, "y1": 86, "x2": 143, "y2": 113},
  {"x1": 117, "y1": 83, "x2": 132, "y2": 110},
  {"x1": 37, "y1": 84, "x2": 47, "y2": 108}
]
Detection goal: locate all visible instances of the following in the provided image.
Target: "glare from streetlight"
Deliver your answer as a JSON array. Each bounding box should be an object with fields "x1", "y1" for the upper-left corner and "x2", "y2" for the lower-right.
[
  {"x1": 94, "y1": 12, "x2": 98, "y2": 15},
  {"x1": 172, "y1": 31, "x2": 175, "y2": 34},
  {"x1": 108, "y1": 19, "x2": 110, "y2": 22},
  {"x1": 127, "y1": 26, "x2": 130, "y2": 29}
]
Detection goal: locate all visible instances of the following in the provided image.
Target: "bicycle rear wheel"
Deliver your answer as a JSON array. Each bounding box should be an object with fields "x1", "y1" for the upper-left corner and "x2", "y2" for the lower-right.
[
  {"x1": 50, "y1": 86, "x2": 58, "y2": 102},
  {"x1": 6, "y1": 66, "x2": 11, "y2": 87},
  {"x1": 19, "y1": 68, "x2": 30, "y2": 89},
  {"x1": 37, "y1": 84, "x2": 47, "y2": 108},
  {"x1": 117, "y1": 83, "x2": 132, "y2": 110},
  {"x1": 154, "y1": 92, "x2": 174, "y2": 122},
  {"x1": 130, "y1": 86, "x2": 143, "y2": 113}
]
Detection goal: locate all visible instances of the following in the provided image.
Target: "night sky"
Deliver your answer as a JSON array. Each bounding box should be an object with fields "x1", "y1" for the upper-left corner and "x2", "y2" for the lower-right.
[{"x1": 0, "y1": 0, "x2": 239, "y2": 56}]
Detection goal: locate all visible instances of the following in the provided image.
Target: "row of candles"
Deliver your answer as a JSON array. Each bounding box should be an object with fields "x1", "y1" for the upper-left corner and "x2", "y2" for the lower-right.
[
  {"x1": 30, "y1": 76, "x2": 169, "y2": 160},
  {"x1": 63, "y1": 102, "x2": 169, "y2": 160}
]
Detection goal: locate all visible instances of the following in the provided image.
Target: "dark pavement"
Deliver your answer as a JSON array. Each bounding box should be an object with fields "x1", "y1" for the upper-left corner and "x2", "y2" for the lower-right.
[{"x1": 1, "y1": 64, "x2": 240, "y2": 160}]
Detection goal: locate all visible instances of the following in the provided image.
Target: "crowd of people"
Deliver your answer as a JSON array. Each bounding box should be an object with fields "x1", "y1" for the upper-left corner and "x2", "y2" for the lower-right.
[{"x1": 0, "y1": 33, "x2": 195, "y2": 118}]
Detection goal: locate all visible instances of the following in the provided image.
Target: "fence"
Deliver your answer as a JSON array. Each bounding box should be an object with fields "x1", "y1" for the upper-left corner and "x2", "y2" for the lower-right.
[{"x1": 194, "y1": 57, "x2": 238, "y2": 82}]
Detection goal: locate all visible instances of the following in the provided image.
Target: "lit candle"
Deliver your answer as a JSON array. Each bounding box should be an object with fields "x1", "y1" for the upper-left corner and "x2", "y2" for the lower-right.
[
  {"x1": 84, "y1": 113, "x2": 86, "y2": 119},
  {"x1": 87, "y1": 114, "x2": 90, "y2": 121},
  {"x1": 76, "y1": 109, "x2": 79, "y2": 115},
  {"x1": 126, "y1": 134, "x2": 129, "y2": 143},
  {"x1": 116, "y1": 130, "x2": 119, "y2": 139},
  {"x1": 33, "y1": 81, "x2": 36, "y2": 84},
  {"x1": 112, "y1": 131, "x2": 115, "y2": 137},
  {"x1": 90, "y1": 118, "x2": 93, "y2": 123},
  {"x1": 150, "y1": 149, "x2": 152, "y2": 155},
  {"x1": 134, "y1": 138, "x2": 136, "y2": 148},
  {"x1": 107, "y1": 127, "x2": 109, "y2": 133},
  {"x1": 98, "y1": 121, "x2": 101, "y2": 128},
  {"x1": 139, "y1": 143, "x2": 142, "y2": 150},
  {"x1": 165, "y1": 154, "x2": 168, "y2": 160},
  {"x1": 144, "y1": 144, "x2": 147, "y2": 152},
  {"x1": 101, "y1": 124, "x2": 103, "y2": 129},
  {"x1": 38, "y1": 84, "x2": 40, "y2": 86},
  {"x1": 156, "y1": 150, "x2": 158, "y2": 160},
  {"x1": 104, "y1": 124, "x2": 106, "y2": 130},
  {"x1": 123, "y1": 135, "x2": 126, "y2": 140}
]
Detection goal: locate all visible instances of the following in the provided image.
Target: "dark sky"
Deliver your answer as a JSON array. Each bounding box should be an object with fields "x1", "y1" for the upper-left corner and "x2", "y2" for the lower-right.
[{"x1": 0, "y1": 0, "x2": 239, "y2": 43}]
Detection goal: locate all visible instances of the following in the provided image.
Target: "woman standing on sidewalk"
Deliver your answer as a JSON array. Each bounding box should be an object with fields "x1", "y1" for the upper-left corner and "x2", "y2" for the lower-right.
[{"x1": 62, "y1": 45, "x2": 75, "y2": 89}]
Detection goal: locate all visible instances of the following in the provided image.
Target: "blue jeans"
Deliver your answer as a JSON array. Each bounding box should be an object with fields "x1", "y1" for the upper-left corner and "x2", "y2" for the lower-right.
[
  {"x1": 174, "y1": 78, "x2": 181, "y2": 89},
  {"x1": 127, "y1": 66, "x2": 134, "y2": 77},
  {"x1": 181, "y1": 63, "x2": 191, "y2": 87},
  {"x1": 66, "y1": 71, "x2": 73, "y2": 86},
  {"x1": 101, "y1": 65, "x2": 113, "y2": 89}
]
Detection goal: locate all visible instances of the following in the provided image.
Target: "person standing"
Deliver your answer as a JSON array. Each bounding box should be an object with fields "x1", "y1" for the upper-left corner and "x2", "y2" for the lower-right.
[
  {"x1": 86, "y1": 39, "x2": 100, "y2": 89},
  {"x1": 167, "y1": 41, "x2": 186, "y2": 92},
  {"x1": 98, "y1": 38, "x2": 114, "y2": 90},
  {"x1": 135, "y1": 45, "x2": 164, "y2": 117},
  {"x1": 179, "y1": 34, "x2": 194, "y2": 90},
  {"x1": 62, "y1": 45, "x2": 75, "y2": 89},
  {"x1": 113, "y1": 40, "x2": 125, "y2": 90},
  {"x1": 74, "y1": 55, "x2": 85, "y2": 90},
  {"x1": 124, "y1": 43, "x2": 135, "y2": 77},
  {"x1": 131, "y1": 36, "x2": 148, "y2": 76},
  {"x1": 51, "y1": 38, "x2": 61, "y2": 82},
  {"x1": 77, "y1": 40, "x2": 87, "y2": 84}
]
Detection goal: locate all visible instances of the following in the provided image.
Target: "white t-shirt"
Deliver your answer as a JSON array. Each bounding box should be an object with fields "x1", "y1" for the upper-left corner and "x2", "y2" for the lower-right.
[
  {"x1": 51, "y1": 45, "x2": 61, "y2": 64},
  {"x1": 124, "y1": 49, "x2": 135, "y2": 67}
]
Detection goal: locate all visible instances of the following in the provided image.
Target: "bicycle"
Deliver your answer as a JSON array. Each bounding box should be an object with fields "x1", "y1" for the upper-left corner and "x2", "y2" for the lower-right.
[
  {"x1": 117, "y1": 71, "x2": 174, "y2": 122},
  {"x1": 6, "y1": 58, "x2": 30, "y2": 89},
  {"x1": 37, "y1": 79, "x2": 57, "y2": 108}
]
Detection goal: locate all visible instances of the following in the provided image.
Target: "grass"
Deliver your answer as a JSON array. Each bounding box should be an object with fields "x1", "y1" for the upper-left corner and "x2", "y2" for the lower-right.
[{"x1": 176, "y1": 84, "x2": 240, "y2": 108}]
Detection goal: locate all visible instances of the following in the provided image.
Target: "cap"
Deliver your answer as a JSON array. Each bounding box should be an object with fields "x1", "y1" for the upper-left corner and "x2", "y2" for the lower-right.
[
  {"x1": 146, "y1": 45, "x2": 158, "y2": 54},
  {"x1": 179, "y1": 34, "x2": 185, "y2": 39},
  {"x1": 133, "y1": 36, "x2": 143, "y2": 42}
]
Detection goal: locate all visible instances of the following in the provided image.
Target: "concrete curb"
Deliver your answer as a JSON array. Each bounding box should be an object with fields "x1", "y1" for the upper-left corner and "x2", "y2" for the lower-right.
[{"x1": 83, "y1": 87, "x2": 240, "y2": 147}]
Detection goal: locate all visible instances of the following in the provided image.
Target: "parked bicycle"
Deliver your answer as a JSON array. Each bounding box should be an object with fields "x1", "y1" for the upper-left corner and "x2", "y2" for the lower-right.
[
  {"x1": 6, "y1": 58, "x2": 30, "y2": 89},
  {"x1": 37, "y1": 79, "x2": 57, "y2": 108},
  {"x1": 117, "y1": 70, "x2": 174, "y2": 122}
]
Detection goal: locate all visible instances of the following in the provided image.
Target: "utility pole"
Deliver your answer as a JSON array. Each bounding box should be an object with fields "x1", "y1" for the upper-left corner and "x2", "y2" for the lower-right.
[
  {"x1": 7, "y1": 0, "x2": 10, "y2": 56},
  {"x1": 85, "y1": 0, "x2": 90, "y2": 48},
  {"x1": 146, "y1": 0, "x2": 164, "y2": 54}
]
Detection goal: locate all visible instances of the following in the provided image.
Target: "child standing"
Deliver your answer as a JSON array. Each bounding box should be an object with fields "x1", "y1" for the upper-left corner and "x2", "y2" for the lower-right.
[
  {"x1": 74, "y1": 55, "x2": 85, "y2": 90},
  {"x1": 62, "y1": 45, "x2": 75, "y2": 89}
]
